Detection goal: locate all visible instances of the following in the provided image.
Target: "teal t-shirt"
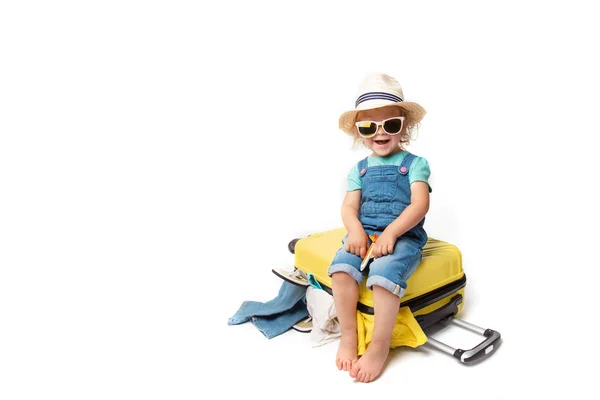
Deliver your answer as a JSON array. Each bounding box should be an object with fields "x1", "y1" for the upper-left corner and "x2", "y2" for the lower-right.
[{"x1": 347, "y1": 151, "x2": 432, "y2": 192}]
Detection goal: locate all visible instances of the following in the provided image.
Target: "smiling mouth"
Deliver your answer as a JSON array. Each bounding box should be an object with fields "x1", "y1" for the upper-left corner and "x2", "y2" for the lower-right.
[{"x1": 374, "y1": 139, "x2": 390, "y2": 145}]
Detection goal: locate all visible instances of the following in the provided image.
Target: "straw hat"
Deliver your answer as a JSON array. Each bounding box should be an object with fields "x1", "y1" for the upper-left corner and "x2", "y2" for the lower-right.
[{"x1": 339, "y1": 72, "x2": 426, "y2": 136}]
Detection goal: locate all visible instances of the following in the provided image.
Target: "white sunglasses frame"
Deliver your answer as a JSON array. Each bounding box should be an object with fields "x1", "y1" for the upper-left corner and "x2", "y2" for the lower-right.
[{"x1": 355, "y1": 116, "x2": 405, "y2": 138}]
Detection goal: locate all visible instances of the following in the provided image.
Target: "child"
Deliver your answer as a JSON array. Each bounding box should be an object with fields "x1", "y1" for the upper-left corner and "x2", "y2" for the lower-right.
[{"x1": 328, "y1": 72, "x2": 431, "y2": 383}]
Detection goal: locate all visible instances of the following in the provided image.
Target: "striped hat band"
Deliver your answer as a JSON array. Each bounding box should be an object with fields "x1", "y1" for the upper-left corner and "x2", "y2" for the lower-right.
[{"x1": 355, "y1": 92, "x2": 403, "y2": 108}]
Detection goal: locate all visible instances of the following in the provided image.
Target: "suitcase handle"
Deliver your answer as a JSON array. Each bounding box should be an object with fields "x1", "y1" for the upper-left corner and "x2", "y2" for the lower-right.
[{"x1": 425, "y1": 317, "x2": 501, "y2": 363}]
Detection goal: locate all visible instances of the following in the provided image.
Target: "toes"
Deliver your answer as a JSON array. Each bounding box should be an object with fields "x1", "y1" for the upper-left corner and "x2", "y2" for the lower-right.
[
  {"x1": 338, "y1": 358, "x2": 358, "y2": 372},
  {"x1": 358, "y1": 371, "x2": 366, "y2": 382},
  {"x1": 344, "y1": 360, "x2": 352, "y2": 371}
]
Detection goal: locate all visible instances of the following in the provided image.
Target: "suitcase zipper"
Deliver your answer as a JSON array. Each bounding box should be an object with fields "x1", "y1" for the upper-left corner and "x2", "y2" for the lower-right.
[
  {"x1": 398, "y1": 273, "x2": 467, "y2": 314},
  {"x1": 314, "y1": 274, "x2": 467, "y2": 315}
]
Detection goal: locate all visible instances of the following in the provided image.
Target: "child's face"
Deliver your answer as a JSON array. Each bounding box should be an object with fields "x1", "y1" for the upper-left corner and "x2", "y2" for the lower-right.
[{"x1": 355, "y1": 105, "x2": 404, "y2": 157}]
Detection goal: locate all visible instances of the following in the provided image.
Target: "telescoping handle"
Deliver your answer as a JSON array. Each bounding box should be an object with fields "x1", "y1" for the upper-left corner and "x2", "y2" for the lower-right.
[{"x1": 425, "y1": 317, "x2": 501, "y2": 363}]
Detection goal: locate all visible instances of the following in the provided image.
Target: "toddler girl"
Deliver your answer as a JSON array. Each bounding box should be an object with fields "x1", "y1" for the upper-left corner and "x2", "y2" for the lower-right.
[{"x1": 328, "y1": 72, "x2": 431, "y2": 383}]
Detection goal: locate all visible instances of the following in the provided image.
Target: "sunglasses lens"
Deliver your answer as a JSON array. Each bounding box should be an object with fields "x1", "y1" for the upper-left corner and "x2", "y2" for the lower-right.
[
  {"x1": 357, "y1": 122, "x2": 377, "y2": 137},
  {"x1": 383, "y1": 118, "x2": 402, "y2": 134}
]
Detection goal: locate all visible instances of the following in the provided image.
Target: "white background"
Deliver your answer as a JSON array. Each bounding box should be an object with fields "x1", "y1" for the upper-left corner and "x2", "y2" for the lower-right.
[{"x1": 1, "y1": 1, "x2": 600, "y2": 399}]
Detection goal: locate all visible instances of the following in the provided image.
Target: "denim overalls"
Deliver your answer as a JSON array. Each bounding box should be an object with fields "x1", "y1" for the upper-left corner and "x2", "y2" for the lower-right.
[{"x1": 328, "y1": 152, "x2": 428, "y2": 298}]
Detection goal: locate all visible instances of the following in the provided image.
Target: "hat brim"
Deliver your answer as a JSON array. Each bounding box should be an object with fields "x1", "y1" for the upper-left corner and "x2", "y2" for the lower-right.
[{"x1": 339, "y1": 102, "x2": 426, "y2": 136}]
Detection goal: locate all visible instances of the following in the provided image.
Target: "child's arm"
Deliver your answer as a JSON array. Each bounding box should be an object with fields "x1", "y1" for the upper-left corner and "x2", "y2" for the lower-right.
[
  {"x1": 373, "y1": 181, "x2": 430, "y2": 257},
  {"x1": 341, "y1": 190, "x2": 369, "y2": 258}
]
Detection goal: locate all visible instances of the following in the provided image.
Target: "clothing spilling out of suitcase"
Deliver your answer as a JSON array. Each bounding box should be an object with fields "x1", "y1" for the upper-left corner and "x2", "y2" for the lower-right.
[{"x1": 228, "y1": 227, "x2": 501, "y2": 365}]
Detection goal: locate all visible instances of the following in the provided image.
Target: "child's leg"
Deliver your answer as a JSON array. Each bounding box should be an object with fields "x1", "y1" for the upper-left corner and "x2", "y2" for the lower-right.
[
  {"x1": 331, "y1": 271, "x2": 359, "y2": 371},
  {"x1": 350, "y1": 237, "x2": 422, "y2": 383},
  {"x1": 327, "y1": 235, "x2": 364, "y2": 372},
  {"x1": 350, "y1": 285, "x2": 400, "y2": 382}
]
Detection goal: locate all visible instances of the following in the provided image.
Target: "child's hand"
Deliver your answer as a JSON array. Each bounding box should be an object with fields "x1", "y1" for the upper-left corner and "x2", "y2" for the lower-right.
[
  {"x1": 372, "y1": 230, "x2": 398, "y2": 258},
  {"x1": 346, "y1": 230, "x2": 370, "y2": 258}
]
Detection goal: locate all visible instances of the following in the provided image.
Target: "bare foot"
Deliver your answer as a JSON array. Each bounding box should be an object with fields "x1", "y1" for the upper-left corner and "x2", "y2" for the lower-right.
[
  {"x1": 336, "y1": 332, "x2": 358, "y2": 371},
  {"x1": 350, "y1": 341, "x2": 390, "y2": 383}
]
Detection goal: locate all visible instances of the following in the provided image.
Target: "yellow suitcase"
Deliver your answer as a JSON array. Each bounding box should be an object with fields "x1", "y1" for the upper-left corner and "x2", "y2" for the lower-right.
[{"x1": 286, "y1": 227, "x2": 501, "y2": 363}]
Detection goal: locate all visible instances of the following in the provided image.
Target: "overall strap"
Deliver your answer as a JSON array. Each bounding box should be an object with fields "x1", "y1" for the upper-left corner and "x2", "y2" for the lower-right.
[
  {"x1": 358, "y1": 157, "x2": 369, "y2": 178},
  {"x1": 398, "y1": 152, "x2": 417, "y2": 175}
]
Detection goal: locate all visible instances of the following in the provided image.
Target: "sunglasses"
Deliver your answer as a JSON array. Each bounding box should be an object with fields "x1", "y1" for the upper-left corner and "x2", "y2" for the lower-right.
[{"x1": 355, "y1": 116, "x2": 405, "y2": 138}]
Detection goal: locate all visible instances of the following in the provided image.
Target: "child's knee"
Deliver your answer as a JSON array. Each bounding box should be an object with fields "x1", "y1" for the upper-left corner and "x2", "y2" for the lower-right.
[
  {"x1": 329, "y1": 263, "x2": 363, "y2": 284},
  {"x1": 366, "y1": 275, "x2": 406, "y2": 297}
]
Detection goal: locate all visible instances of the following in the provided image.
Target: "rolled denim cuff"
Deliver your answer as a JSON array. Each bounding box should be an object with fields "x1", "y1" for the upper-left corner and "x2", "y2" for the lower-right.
[
  {"x1": 328, "y1": 263, "x2": 364, "y2": 284},
  {"x1": 367, "y1": 275, "x2": 406, "y2": 298}
]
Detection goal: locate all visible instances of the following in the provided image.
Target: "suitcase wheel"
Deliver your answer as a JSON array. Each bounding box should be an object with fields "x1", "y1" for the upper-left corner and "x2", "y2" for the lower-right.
[{"x1": 288, "y1": 238, "x2": 301, "y2": 254}]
